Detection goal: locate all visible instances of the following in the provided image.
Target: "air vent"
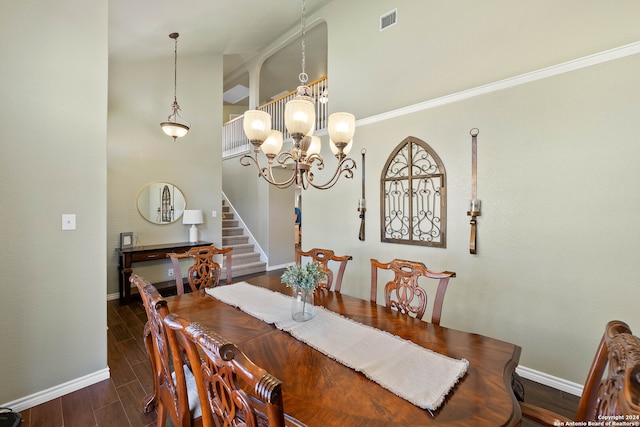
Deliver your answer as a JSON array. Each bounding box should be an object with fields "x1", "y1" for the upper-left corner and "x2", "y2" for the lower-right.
[{"x1": 380, "y1": 9, "x2": 397, "y2": 31}]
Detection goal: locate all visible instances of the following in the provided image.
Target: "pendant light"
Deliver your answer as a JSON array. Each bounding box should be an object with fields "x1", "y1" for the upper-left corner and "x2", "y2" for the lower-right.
[{"x1": 160, "y1": 32, "x2": 190, "y2": 141}]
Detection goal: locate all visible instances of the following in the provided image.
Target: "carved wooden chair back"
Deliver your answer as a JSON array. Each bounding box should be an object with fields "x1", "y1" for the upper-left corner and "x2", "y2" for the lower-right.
[
  {"x1": 167, "y1": 245, "x2": 233, "y2": 294},
  {"x1": 163, "y1": 314, "x2": 305, "y2": 427},
  {"x1": 295, "y1": 247, "x2": 353, "y2": 292},
  {"x1": 131, "y1": 274, "x2": 201, "y2": 427},
  {"x1": 370, "y1": 258, "x2": 456, "y2": 325},
  {"x1": 520, "y1": 320, "x2": 640, "y2": 425}
]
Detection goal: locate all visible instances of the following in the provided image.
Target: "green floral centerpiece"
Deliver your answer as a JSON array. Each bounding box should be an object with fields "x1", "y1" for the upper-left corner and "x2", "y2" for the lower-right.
[{"x1": 281, "y1": 261, "x2": 327, "y2": 322}]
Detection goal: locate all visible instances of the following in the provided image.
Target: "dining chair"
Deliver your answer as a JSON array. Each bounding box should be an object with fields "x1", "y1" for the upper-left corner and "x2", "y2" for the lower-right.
[
  {"x1": 520, "y1": 320, "x2": 640, "y2": 425},
  {"x1": 295, "y1": 247, "x2": 353, "y2": 292},
  {"x1": 167, "y1": 245, "x2": 233, "y2": 294},
  {"x1": 163, "y1": 313, "x2": 306, "y2": 427},
  {"x1": 131, "y1": 274, "x2": 202, "y2": 427},
  {"x1": 370, "y1": 258, "x2": 456, "y2": 325}
]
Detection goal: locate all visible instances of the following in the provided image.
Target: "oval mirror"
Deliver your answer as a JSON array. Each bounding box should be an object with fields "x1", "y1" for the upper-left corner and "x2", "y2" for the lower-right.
[{"x1": 137, "y1": 182, "x2": 186, "y2": 224}]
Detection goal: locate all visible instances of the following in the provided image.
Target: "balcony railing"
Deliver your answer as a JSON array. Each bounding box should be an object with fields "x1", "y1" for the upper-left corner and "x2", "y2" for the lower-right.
[{"x1": 222, "y1": 76, "x2": 328, "y2": 158}]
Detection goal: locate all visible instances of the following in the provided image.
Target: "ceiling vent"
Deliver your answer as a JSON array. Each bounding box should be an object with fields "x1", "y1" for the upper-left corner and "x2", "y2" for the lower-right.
[{"x1": 380, "y1": 9, "x2": 397, "y2": 31}]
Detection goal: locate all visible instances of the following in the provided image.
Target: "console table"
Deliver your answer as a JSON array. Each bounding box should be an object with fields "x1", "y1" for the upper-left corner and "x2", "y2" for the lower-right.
[{"x1": 117, "y1": 241, "x2": 212, "y2": 305}]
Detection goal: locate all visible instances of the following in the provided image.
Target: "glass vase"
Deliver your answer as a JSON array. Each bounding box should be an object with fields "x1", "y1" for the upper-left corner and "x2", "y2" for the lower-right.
[{"x1": 291, "y1": 286, "x2": 315, "y2": 322}]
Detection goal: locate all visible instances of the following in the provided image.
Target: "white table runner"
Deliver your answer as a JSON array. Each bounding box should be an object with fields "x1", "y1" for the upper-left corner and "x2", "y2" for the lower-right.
[{"x1": 206, "y1": 282, "x2": 468, "y2": 411}]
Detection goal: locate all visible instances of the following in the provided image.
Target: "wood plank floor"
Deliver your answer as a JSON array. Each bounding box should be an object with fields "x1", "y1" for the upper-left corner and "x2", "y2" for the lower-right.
[{"x1": 18, "y1": 270, "x2": 579, "y2": 426}]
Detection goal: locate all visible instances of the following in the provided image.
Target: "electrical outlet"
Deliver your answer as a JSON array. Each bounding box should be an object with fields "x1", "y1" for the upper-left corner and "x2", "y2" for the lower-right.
[{"x1": 168, "y1": 268, "x2": 174, "y2": 277}]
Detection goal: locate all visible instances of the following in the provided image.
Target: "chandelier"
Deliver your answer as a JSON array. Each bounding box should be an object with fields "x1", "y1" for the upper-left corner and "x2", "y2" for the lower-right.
[
  {"x1": 240, "y1": 0, "x2": 356, "y2": 190},
  {"x1": 160, "y1": 33, "x2": 190, "y2": 141}
]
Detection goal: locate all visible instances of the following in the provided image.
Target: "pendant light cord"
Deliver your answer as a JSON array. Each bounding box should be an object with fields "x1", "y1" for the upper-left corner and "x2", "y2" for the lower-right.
[
  {"x1": 172, "y1": 35, "x2": 178, "y2": 104},
  {"x1": 299, "y1": 0, "x2": 308, "y2": 85}
]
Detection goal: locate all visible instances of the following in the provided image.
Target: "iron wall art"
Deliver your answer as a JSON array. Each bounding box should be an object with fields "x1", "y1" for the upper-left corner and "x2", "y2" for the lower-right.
[{"x1": 380, "y1": 136, "x2": 447, "y2": 247}]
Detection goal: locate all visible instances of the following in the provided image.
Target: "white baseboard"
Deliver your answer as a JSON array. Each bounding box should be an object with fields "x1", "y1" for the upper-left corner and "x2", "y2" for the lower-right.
[
  {"x1": 107, "y1": 292, "x2": 120, "y2": 301},
  {"x1": 267, "y1": 262, "x2": 294, "y2": 271},
  {"x1": 2, "y1": 368, "x2": 110, "y2": 412},
  {"x1": 516, "y1": 365, "x2": 583, "y2": 397}
]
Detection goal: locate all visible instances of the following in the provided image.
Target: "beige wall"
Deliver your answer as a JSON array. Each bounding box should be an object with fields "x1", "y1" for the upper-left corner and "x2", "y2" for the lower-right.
[
  {"x1": 325, "y1": 0, "x2": 640, "y2": 118},
  {"x1": 0, "y1": 0, "x2": 108, "y2": 405},
  {"x1": 305, "y1": 54, "x2": 640, "y2": 386},
  {"x1": 107, "y1": 54, "x2": 223, "y2": 294},
  {"x1": 309, "y1": 0, "x2": 640, "y2": 387}
]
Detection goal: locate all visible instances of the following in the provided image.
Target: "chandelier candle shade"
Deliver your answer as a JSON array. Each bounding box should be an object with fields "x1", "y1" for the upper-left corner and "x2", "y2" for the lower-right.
[
  {"x1": 240, "y1": 0, "x2": 358, "y2": 190},
  {"x1": 160, "y1": 33, "x2": 190, "y2": 141},
  {"x1": 182, "y1": 209, "x2": 203, "y2": 243}
]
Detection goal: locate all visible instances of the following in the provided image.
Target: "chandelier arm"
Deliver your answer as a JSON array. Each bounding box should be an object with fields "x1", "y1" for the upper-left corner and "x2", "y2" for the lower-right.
[
  {"x1": 276, "y1": 151, "x2": 295, "y2": 165},
  {"x1": 304, "y1": 157, "x2": 357, "y2": 190},
  {"x1": 305, "y1": 153, "x2": 325, "y2": 171},
  {"x1": 240, "y1": 153, "x2": 298, "y2": 189}
]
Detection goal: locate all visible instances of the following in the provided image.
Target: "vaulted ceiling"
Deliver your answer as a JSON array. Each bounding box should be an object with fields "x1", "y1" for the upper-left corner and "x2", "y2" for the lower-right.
[{"x1": 109, "y1": 0, "x2": 333, "y2": 102}]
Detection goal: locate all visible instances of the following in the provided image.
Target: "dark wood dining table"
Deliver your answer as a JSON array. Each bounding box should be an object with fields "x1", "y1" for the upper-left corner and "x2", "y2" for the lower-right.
[{"x1": 165, "y1": 273, "x2": 522, "y2": 426}]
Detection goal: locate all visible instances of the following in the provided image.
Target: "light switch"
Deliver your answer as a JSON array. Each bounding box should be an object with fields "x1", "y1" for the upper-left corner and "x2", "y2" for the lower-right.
[
  {"x1": 212, "y1": 211, "x2": 217, "y2": 218},
  {"x1": 62, "y1": 214, "x2": 76, "y2": 230}
]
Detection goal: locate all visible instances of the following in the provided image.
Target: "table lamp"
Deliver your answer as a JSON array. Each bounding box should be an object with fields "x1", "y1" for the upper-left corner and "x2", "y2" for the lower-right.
[{"x1": 182, "y1": 209, "x2": 203, "y2": 243}]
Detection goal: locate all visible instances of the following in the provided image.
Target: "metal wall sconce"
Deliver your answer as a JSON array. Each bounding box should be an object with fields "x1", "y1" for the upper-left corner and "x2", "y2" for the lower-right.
[
  {"x1": 468, "y1": 128, "x2": 480, "y2": 254},
  {"x1": 358, "y1": 149, "x2": 366, "y2": 241}
]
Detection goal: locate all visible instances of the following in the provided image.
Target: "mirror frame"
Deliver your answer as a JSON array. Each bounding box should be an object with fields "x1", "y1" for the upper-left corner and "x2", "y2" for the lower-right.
[{"x1": 136, "y1": 181, "x2": 186, "y2": 224}]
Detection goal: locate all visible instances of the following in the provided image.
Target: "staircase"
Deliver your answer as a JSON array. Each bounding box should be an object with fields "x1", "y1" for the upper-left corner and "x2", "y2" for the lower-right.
[{"x1": 221, "y1": 200, "x2": 267, "y2": 279}]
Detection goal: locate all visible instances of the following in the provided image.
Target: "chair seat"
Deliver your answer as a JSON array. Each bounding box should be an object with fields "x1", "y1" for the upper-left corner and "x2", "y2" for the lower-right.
[{"x1": 173, "y1": 364, "x2": 202, "y2": 419}]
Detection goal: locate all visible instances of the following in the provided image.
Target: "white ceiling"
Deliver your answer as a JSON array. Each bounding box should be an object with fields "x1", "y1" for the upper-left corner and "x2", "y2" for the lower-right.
[{"x1": 108, "y1": 0, "x2": 334, "y2": 78}]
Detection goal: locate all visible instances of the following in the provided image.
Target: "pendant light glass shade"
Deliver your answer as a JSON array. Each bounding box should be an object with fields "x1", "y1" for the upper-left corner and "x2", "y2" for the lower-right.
[
  {"x1": 306, "y1": 136, "x2": 321, "y2": 156},
  {"x1": 243, "y1": 110, "x2": 272, "y2": 142},
  {"x1": 285, "y1": 98, "x2": 316, "y2": 135},
  {"x1": 161, "y1": 122, "x2": 189, "y2": 139},
  {"x1": 261, "y1": 130, "x2": 284, "y2": 156},
  {"x1": 328, "y1": 112, "x2": 356, "y2": 144}
]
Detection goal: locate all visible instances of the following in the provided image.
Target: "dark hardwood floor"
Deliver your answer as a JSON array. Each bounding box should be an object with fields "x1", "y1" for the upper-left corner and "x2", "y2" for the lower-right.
[{"x1": 18, "y1": 270, "x2": 579, "y2": 426}]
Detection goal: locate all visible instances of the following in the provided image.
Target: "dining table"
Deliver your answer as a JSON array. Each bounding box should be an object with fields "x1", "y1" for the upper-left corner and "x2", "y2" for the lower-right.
[{"x1": 164, "y1": 273, "x2": 522, "y2": 426}]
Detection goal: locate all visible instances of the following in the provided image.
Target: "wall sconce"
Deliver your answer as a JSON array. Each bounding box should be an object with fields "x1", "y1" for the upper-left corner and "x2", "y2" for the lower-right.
[
  {"x1": 468, "y1": 128, "x2": 480, "y2": 254},
  {"x1": 183, "y1": 209, "x2": 203, "y2": 243}
]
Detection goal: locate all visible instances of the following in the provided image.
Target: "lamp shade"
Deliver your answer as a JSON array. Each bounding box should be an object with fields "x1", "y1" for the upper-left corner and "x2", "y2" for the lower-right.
[
  {"x1": 161, "y1": 121, "x2": 189, "y2": 139},
  {"x1": 328, "y1": 112, "x2": 356, "y2": 144},
  {"x1": 261, "y1": 130, "x2": 283, "y2": 156},
  {"x1": 306, "y1": 136, "x2": 321, "y2": 156},
  {"x1": 285, "y1": 98, "x2": 315, "y2": 135},
  {"x1": 243, "y1": 110, "x2": 271, "y2": 142},
  {"x1": 182, "y1": 209, "x2": 203, "y2": 225}
]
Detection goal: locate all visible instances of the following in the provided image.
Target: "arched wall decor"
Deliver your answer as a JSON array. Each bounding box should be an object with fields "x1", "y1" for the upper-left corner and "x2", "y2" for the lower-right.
[{"x1": 380, "y1": 136, "x2": 447, "y2": 247}]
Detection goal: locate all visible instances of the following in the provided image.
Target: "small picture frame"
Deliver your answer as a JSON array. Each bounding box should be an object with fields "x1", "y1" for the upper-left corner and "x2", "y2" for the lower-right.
[{"x1": 120, "y1": 232, "x2": 134, "y2": 249}]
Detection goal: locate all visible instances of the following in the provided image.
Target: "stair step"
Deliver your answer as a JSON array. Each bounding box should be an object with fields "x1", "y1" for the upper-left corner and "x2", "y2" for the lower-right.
[
  {"x1": 228, "y1": 252, "x2": 261, "y2": 265},
  {"x1": 222, "y1": 227, "x2": 244, "y2": 237},
  {"x1": 224, "y1": 243, "x2": 255, "y2": 255},
  {"x1": 222, "y1": 219, "x2": 238, "y2": 228},
  {"x1": 231, "y1": 261, "x2": 267, "y2": 278},
  {"x1": 223, "y1": 235, "x2": 249, "y2": 246}
]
